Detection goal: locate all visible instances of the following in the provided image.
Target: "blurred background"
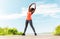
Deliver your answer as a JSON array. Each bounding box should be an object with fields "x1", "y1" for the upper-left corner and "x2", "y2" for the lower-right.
[{"x1": 0, "y1": 0, "x2": 60, "y2": 34}]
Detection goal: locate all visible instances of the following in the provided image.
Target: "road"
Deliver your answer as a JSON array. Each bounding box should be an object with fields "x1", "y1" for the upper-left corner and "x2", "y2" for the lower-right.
[{"x1": 0, "y1": 35, "x2": 60, "y2": 39}]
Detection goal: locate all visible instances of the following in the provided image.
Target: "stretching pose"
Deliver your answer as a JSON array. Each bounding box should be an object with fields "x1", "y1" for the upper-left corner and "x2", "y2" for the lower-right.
[{"x1": 23, "y1": 3, "x2": 37, "y2": 36}]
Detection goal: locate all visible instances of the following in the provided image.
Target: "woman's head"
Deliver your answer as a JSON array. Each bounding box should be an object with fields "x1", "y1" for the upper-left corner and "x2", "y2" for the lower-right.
[{"x1": 30, "y1": 8, "x2": 35, "y2": 12}]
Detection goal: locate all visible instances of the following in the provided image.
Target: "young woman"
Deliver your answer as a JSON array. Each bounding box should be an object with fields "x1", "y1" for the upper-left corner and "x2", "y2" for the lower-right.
[{"x1": 23, "y1": 3, "x2": 37, "y2": 36}]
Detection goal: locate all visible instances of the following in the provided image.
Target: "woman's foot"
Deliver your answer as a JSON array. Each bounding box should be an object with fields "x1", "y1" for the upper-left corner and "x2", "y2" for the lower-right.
[
  {"x1": 22, "y1": 33, "x2": 25, "y2": 36},
  {"x1": 35, "y1": 33, "x2": 37, "y2": 36}
]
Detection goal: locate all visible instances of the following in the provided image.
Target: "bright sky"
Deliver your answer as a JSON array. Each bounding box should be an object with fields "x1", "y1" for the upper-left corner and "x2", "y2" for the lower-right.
[{"x1": 0, "y1": 0, "x2": 60, "y2": 34}]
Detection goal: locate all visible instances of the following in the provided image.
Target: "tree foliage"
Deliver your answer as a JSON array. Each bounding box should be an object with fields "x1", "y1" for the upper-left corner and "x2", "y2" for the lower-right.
[
  {"x1": 53, "y1": 25, "x2": 60, "y2": 35},
  {"x1": 0, "y1": 27, "x2": 23, "y2": 35}
]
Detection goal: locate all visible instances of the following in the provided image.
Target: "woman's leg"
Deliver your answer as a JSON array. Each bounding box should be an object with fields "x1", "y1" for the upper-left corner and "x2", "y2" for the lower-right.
[
  {"x1": 30, "y1": 20, "x2": 37, "y2": 35},
  {"x1": 23, "y1": 20, "x2": 29, "y2": 35}
]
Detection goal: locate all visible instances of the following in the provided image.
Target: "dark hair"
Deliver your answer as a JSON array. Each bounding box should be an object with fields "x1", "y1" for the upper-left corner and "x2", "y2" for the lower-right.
[{"x1": 30, "y1": 8, "x2": 35, "y2": 11}]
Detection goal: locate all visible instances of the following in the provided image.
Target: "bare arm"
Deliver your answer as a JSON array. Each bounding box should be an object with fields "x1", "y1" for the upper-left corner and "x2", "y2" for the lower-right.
[
  {"x1": 31, "y1": 3, "x2": 36, "y2": 14},
  {"x1": 28, "y1": 3, "x2": 36, "y2": 11},
  {"x1": 34, "y1": 3, "x2": 36, "y2": 10}
]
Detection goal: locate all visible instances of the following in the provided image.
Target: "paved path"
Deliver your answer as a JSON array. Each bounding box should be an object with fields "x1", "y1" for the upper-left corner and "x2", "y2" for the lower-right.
[{"x1": 0, "y1": 35, "x2": 60, "y2": 39}]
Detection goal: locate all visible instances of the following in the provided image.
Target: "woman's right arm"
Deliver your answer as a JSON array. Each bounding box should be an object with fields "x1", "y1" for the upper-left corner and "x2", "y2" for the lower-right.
[{"x1": 28, "y1": 3, "x2": 36, "y2": 11}]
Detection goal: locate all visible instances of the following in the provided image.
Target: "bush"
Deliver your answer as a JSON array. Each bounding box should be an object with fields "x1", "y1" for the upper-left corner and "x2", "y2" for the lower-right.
[
  {"x1": 0, "y1": 27, "x2": 23, "y2": 35},
  {"x1": 53, "y1": 25, "x2": 60, "y2": 35}
]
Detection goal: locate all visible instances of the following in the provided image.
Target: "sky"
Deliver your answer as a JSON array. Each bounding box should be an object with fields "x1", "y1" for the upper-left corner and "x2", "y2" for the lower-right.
[{"x1": 0, "y1": 0, "x2": 60, "y2": 34}]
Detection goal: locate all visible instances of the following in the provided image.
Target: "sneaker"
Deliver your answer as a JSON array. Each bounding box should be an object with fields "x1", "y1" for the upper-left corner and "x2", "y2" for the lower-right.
[
  {"x1": 35, "y1": 33, "x2": 37, "y2": 36},
  {"x1": 22, "y1": 33, "x2": 25, "y2": 36}
]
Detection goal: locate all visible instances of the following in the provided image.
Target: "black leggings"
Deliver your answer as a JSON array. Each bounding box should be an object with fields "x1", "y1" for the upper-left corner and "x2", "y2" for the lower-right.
[{"x1": 23, "y1": 20, "x2": 36, "y2": 34}]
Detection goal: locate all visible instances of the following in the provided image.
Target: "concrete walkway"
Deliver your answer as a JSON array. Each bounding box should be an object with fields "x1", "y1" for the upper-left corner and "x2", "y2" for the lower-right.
[{"x1": 0, "y1": 35, "x2": 60, "y2": 39}]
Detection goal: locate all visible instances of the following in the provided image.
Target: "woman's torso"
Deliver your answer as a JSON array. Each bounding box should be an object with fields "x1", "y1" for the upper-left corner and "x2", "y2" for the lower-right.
[{"x1": 26, "y1": 11, "x2": 32, "y2": 20}]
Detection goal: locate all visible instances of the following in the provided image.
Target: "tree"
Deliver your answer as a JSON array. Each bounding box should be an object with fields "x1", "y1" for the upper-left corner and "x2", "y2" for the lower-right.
[
  {"x1": 8, "y1": 28, "x2": 18, "y2": 35},
  {"x1": 0, "y1": 27, "x2": 23, "y2": 35},
  {"x1": 53, "y1": 25, "x2": 60, "y2": 35}
]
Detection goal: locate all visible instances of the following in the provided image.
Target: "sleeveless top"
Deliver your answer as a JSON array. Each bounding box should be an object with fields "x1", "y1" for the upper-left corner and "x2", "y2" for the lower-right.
[{"x1": 26, "y1": 12, "x2": 32, "y2": 20}]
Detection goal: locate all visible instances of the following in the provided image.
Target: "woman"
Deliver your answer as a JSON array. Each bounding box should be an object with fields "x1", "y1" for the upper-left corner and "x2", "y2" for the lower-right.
[{"x1": 23, "y1": 3, "x2": 37, "y2": 36}]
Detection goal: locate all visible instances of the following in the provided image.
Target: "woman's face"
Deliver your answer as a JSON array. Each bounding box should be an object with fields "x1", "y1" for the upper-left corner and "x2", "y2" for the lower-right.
[{"x1": 30, "y1": 8, "x2": 35, "y2": 12}]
